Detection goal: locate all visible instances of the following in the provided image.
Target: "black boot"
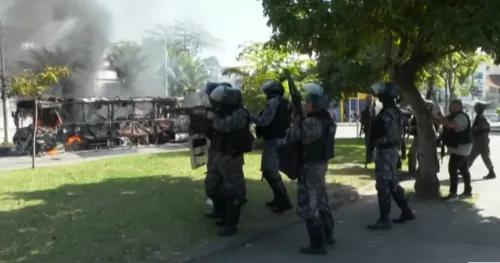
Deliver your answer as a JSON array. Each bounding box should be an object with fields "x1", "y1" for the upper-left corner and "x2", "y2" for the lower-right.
[
  {"x1": 217, "y1": 198, "x2": 241, "y2": 237},
  {"x1": 390, "y1": 183, "x2": 415, "y2": 224},
  {"x1": 367, "y1": 188, "x2": 392, "y2": 230},
  {"x1": 264, "y1": 174, "x2": 292, "y2": 213},
  {"x1": 300, "y1": 220, "x2": 327, "y2": 255},
  {"x1": 483, "y1": 170, "x2": 496, "y2": 180},
  {"x1": 204, "y1": 197, "x2": 225, "y2": 219},
  {"x1": 320, "y1": 210, "x2": 335, "y2": 245}
]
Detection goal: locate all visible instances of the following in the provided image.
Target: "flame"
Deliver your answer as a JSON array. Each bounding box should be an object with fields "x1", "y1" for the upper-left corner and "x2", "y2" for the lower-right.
[
  {"x1": 66, "y1": 136, "x2": 82, "y2": 146},
  {"x1": 46, "y1": 148, "x2": 58, "y2": 155}
]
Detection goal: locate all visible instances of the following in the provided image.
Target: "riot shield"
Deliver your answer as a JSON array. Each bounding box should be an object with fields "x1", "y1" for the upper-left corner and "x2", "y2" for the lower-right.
[{"x1": 188, "y1": 106, "x2": 211, "y2": 169}]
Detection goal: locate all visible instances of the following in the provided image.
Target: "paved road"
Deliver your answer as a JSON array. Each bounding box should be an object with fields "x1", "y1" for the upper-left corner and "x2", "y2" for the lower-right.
[
  {"x1": 196, "y1": 136, "x2": 500, "y2": 263},
  {"x1": 0, "y1": 143, "x2": 188, "y2": 172},
  {"x1": 0, "y1": 126, "x2": 361, "y2": 171}
]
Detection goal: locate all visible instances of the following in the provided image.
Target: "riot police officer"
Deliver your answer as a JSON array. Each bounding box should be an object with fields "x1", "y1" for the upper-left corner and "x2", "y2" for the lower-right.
[
  {"x1": 367, "y1": 82, "x2": 415, "y2": 230},
  {"x1": 202, "y1": 82, "x2": 224, "y2": 219},
  {"x1": 206, "y1": 84, "x2": 253, "y2": 236},
  {"x1": 254, "y1": 80, "x2": 293, "y2": 213},
  {"x1": 286, "y1": 84, "x2": 336, "y2": 255},
  {"x1": 468, "y1": 101, "x2": 496, "y2": 179}
]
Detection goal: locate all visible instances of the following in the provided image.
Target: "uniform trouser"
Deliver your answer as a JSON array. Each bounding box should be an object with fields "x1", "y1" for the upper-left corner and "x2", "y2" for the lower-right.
[
  {"x1": 375, "y1": 148, "x2": 412, "y2": 220},
  {"x1": 364, "y1": 134, "x2": 374, "y2": 164},
  {"x1": 297, "y1": 163, "x2": 334, "y2": 245},
  {"x1": 205, "y1": 152, "x2": 246, "y2": 226},
  {"x1": 467, "y1": 137, "x2": 494, "y2": 172},
  {"x1": 449, "y1": 153, "x2": 472, "y2": 194},
  {"x1": 262, "y1": 139, "x2": 290, "y2": 204},
  {"x1": 407, "y1": 137, "x2": 418, "y2": 173}
]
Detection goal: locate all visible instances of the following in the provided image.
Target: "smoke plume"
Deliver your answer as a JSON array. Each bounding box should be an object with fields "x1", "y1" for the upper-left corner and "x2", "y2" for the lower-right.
[{"x1": 0, "y1": 0, "x2": 111, "y2": 97}]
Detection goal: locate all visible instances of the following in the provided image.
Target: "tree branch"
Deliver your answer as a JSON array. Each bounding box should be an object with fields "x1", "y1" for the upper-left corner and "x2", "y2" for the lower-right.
[{"x1": 394, "y1": 34, "x2": 409, "y2": 64}]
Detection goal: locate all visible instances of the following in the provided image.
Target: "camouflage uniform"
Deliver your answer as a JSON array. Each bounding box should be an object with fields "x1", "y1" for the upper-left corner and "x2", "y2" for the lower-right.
[
  {"x1": 360, "y1": 102, "x2": 376, "y2": 166},
  {"x1": 367, "y1": 83, "x2": 414, "y2": 230},
  {"x1": 468, "y1": 110, "x2": 496, "y2": 179},
  {"x1": 286, "y1": 109, "x2": 336, "y2": 255},
  {"x1": 254, "y1": 97, "x2": 292, "y2": 212},
  {"x1": 207, "y1": 107, "x2": 249, "y2": 236}
]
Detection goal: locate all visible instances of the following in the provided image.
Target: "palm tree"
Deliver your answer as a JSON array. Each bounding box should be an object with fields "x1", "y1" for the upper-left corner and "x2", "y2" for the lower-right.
[{"x1": 177, "y1": 55, "x2": 210, "y2": 92}]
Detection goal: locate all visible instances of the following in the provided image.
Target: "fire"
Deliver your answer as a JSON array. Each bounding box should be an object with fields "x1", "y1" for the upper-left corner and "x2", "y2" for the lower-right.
[
  {"x1": 46, "y1": 148, "x2": 58, "y2": 155},
  {"x1": 66, "y1": 136, "x2": 82, "y2": 146}
]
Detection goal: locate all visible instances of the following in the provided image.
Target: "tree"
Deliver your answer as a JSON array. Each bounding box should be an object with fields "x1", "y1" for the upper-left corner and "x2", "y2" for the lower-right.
[
  {"x1": 17, "y1": 46, "x2": 85, "y2": 96},
  {"x1": 202, "y1": 56, "x2": 221, "y2": 80},
  {"x1": 106, "y1": 41, "x2": 148, "y2": 90},
  {"x1": 176, "y1": 55, "x2": 210, "y2": 93},
  {"x1": 316, "y1": 52, "x2": 383, "y2": 99},
  {"x1": 143, "y1": 21, "x2": 221, "y2": 96},
  {"x1": 221, "y1": 42, "x2": 318, "y2": 112},
  {"x1": 10, "y1": 65, "x2": 69, "y2": 168},
  {"x1": 420, "y1": 52, "x2": 491, "y2": 110},
  {"x1": 146, "y1": 21, "x2": 221, "y2": 57},
  {"x1": 260, "y1": 0, "x2": 500, "y2": 198}
]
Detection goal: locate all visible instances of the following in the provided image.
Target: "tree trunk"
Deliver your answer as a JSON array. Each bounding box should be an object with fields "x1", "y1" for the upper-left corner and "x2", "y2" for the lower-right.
[{"x1": 394, "y1": 67, "x2": 441, "y2": 199}]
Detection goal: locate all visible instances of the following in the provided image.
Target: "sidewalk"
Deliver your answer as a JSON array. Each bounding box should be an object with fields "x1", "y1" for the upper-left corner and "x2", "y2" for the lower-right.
[
  {"x1": 196, "y1": 147, "x2": 500, "y2": 263},
  {"x1": 0, "y1": 143, "x2": 187, "y2": 172}
]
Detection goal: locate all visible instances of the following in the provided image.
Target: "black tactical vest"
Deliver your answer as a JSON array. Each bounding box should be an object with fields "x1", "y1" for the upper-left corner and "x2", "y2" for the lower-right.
[
  {"x1": 472, "y1": 113, "x2": 490, "y2": 136},
  {"x1": 303, "y1": 110, "x2": 336, "y2": 163},
  {"x1": 442, "y1": 111, "x2": 472, "y2": 147},
  {"x1": 256, "y1": 97, "x2": 291, "y2": 140},
  {"x1": 212, "y1": 108, "x2": 253, "y2": 156},
  {"x1": 370, "y1": 106, "x2": 402, "y2": 149}
]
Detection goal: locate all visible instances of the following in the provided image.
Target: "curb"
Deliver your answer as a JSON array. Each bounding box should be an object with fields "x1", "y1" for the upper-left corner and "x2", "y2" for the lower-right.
[{"x1": 170, "y1": 183, "x2": 375, "y2": 263}]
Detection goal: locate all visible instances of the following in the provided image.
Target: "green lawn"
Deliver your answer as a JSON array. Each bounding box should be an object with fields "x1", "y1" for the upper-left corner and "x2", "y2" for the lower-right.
[{"x1": 0, "y1": 138, "x2": 374, "y2": 263}]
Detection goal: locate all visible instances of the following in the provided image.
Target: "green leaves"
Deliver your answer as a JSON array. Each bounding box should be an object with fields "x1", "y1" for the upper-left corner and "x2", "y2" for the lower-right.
[
  {"x1": 10, "y1": 66, "x2": 69, "y2": 99},
  {"x1": 419, "y1": 51, "x2": 491, "y2": 97},
  {"x1": 260, "y1": 0, "x2": 500, "y2": 88},
  {"x1": 221, "y1": 42, "x2": 317, "y2": 112}
]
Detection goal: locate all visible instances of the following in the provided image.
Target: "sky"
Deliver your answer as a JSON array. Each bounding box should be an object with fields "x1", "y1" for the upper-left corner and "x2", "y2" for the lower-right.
[{"x1": 102, "y1": 0, "x2": 272, "y2": 67}]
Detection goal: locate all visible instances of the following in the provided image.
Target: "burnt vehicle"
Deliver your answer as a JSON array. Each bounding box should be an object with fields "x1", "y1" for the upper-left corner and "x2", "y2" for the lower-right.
[
  {"x1": 150, "y1": 97, "x2": 179, "y2": 144},
  {"x1": 11, "y1": 96, "x2": 187, "y2": 156},
  {"x1": 12, "y1": 98, "x2": 65, "y2": 156},
  {"x1": 61, "y1": 97, "x2": 122, "y2": 150}
]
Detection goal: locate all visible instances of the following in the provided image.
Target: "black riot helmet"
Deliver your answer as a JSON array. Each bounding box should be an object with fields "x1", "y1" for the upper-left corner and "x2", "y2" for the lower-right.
[
  {"x1": 209, "y1": 83, "x2": 242, "y2": 108},
  {"x1": 304, "y1": 83, "x2": 328, "y2": 111},
  {"x1": 203, "y1": 82, "x2": 220, "y2": 96},
  {"x1": 260, "y1": 80, "x2": 285, "y2": 99},
  {"x1": 474, "y1": 101, "x2": 488, "y2": 114},
  {"x1": 371, "y1": 82, "x2": 399, "y2": 107}
]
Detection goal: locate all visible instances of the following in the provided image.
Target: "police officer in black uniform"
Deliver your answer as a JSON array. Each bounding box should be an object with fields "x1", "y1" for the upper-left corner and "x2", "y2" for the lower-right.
[
  {"x1": 368, "y1": 83, "x2": 415, "y2": 230},
  {"x1": 208, "y1": 84, "x2": 253, "y2": 236},
  {"x1": 286, "y1": 84, "x2": 336, "y2": 255},
  {"x1": 254, "y1": 80, "x2": 293, "y2": 213}
]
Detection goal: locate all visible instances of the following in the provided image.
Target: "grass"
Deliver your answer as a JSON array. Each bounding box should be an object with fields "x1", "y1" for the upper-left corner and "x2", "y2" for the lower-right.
[{"x1": 0, "y1": 138, "x2": 374, "y2": 263}]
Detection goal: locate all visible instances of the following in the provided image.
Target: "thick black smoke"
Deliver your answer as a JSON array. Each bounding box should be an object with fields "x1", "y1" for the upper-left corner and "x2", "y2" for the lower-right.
[{"x1": 0, "y1": 0, "x2": 111, "y2": 97}]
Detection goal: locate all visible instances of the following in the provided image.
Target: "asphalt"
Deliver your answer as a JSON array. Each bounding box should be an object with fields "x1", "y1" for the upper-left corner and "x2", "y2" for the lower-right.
[
  {"x1": 195, "y1": 136, "x2": 500, "y2": 263},
  {"x1": 0, "y1": 126, "x2": 363, "y2": 171},
  {"x1": 0, "y1": 143, "x2": 188, "y2": 172}
]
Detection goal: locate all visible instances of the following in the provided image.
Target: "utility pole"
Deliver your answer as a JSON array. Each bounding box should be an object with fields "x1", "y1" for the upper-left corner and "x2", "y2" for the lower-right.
[
  {"x1": 0, "y1": 21, "x2": 9, "y2": 144},
  {"x1": 164, "y1": 29, "x2": 168, "y2": 97}
]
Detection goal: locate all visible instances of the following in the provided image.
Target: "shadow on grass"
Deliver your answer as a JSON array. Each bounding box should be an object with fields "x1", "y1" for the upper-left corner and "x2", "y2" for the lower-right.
[{"x1": 0, "y1": 159, "x2": 360, "y2": 263}]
